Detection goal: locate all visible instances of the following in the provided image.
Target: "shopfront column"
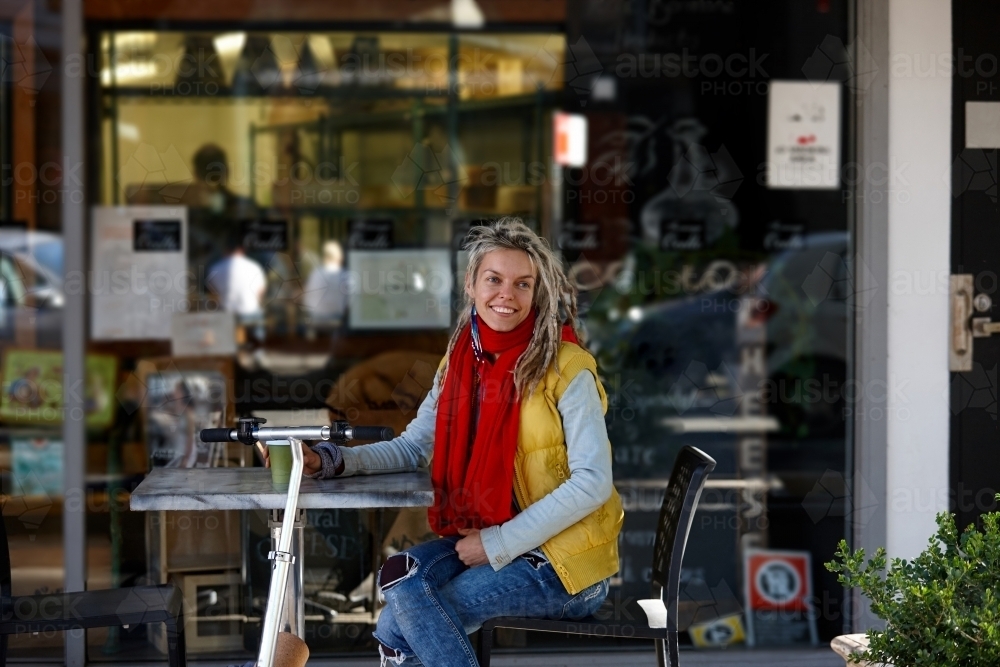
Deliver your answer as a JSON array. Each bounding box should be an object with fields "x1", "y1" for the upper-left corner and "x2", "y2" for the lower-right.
[
  {"x1": 61, "y1": 0, "x2": 86, "y2": 664},
  {"x1": 884, "y1": 0, "x2": 952, "y2": 560}
]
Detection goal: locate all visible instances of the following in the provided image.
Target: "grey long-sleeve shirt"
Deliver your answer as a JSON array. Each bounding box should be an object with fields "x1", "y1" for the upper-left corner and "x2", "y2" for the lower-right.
[{"x1": 313, "y1": 370, "x2": 614, "y2": 571}]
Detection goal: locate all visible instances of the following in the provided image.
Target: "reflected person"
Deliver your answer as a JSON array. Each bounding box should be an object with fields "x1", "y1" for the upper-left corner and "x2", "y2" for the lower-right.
[{"x1": 300, "y1": 239, "x2": 347, "y2": 323}]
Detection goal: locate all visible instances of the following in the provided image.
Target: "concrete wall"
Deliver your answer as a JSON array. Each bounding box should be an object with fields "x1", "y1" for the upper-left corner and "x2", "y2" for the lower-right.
[{"x1": 885, "y1": 0, "x2": 952, "y2": 559}]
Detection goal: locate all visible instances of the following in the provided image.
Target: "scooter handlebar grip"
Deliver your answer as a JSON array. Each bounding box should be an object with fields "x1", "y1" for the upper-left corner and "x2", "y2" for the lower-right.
[
  {"x1": 350, "y1": 426, "x2": 394, "y2": 441},
  {"x1": 200, "y1": 428, "x2": 235, "y2": 442}
]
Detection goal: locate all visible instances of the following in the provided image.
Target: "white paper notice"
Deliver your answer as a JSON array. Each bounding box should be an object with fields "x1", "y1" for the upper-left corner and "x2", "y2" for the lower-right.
[
  {"x1": 91, "y1": 205, "x2": 188, "y2": 340},
  {"x1": 170, "y1": 311, "x2": 236, "y2": 356},
  {"x1": 348, "y1": 249, "x2": 452, "y2": 330},
  {"x1": 766, "y1": 81, "x2": 841, "y2": 189}
]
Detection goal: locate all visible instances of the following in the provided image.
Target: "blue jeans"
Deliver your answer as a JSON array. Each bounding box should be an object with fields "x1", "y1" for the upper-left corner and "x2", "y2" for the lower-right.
[{"x1": 373, "y1": 537, "x2": 609, "y2": 667}]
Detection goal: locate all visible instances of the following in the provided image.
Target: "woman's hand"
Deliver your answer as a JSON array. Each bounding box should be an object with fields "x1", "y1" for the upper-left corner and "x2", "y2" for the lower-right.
[
  {"x1": 262, "y1": 441, "x2": 323, "y2": 477},
  {"x1": 456, "y1": 528, "x2": 489, "y2": 567}
]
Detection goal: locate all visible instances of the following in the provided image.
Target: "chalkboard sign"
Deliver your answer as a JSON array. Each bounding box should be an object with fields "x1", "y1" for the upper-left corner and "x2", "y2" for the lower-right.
[
  {"x1": 660, "y1": 219, "x2": 705, "y2": 251},
  {"x1": 349, "y1": 218, "x2": 393, "y2": 249},
  {"x1": 241, "y1": 219, "x2": 287, "y2": 252},
  {"x1": 762, "y1": 220, "x2": 806, "y2": 252},
  {"x1": 133, "y1": 219, "x2": 182, "y2": 252},
  {"x1": 558, "y1": 220, "x2": 600, "y2": 252}
]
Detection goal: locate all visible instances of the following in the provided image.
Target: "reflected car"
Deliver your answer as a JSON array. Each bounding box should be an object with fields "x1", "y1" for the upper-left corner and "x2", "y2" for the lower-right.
[
  {"x1": 593, "y1": 232, "x2": 849, "y2": 479},
  {"x1": 0, "y1": 230, "x2": 64, "y2": 348}
]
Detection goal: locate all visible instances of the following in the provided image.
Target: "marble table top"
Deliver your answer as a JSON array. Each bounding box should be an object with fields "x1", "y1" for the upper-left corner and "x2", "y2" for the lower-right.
[{"x1": 130, "y1": 468, "x2": 434, "y2": 511}]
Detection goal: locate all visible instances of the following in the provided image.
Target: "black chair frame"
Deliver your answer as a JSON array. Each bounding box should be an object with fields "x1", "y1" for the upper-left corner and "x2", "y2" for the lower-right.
[
  {"x1": 477, "y1": 445, "x2": 717, "y2": 667},
  {"x1": 0, "y1": 513, "x2": 186, "y2": 667}
]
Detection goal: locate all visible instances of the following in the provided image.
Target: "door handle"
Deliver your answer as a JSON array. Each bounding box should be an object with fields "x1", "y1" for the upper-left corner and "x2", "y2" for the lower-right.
[
  {"x1": 951, "y1": 274, "x2": 974, "y2": 371},
  {"x1": 951, "y1": 274, "x2": 998, "y2": 371}
]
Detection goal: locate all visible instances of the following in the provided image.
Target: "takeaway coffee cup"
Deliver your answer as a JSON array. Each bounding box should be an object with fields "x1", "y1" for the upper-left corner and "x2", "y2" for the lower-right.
[{"x1": 268, "y1": 441, "x2": 293, "y2": 488}]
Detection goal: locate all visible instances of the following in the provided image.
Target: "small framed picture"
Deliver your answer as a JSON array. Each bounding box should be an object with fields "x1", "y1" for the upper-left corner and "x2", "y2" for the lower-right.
[
  {"x1": 137, "y1": 357, "x2": 234, "y2": 469},
  {"x1": 0, "y1": 349, "x2": 118, "y2": 428}
]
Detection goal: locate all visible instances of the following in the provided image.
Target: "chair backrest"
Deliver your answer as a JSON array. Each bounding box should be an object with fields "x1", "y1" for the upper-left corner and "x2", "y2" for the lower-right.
[{"x1": 650, "y1": 446, "x2": 716, "y2": 632}]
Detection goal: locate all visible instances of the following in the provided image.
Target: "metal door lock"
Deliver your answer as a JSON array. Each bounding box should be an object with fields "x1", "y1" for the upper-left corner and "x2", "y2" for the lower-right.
[
  {"x1": 951, "y1": 274, "x2": 1000, "y2": 371},
  {"x1": 973, "y1": 317, "x2": 1000, "y2": 337}
]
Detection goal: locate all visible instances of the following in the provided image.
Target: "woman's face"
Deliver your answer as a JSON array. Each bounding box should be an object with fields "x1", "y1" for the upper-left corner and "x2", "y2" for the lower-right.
[{"x1": 467, "y1": 248, "x2": 536, "y2": 332}]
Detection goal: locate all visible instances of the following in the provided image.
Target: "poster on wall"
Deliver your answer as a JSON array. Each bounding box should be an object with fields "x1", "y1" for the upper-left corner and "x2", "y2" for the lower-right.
[
  {"x1": 138, "y1": 359, "x2": 230, "y2": 469},
  {"x1": 348, "y1": 249, "x2": 452, "y2": 329},
  {"x1": 766, "y1": 81, "x2": 841, "y2": 189},
  {"x1": 743, "y1": 548, "x2": 819, "y2": 647},
  {"x1": 91, "y1": 205, "x2": 188, "y2": 340},
  {"x1": 12, "y1": 437, "x2": 64, "y2": 497},
  {"x1": 0, "y1": 350, "x2": 117, "y2": 428}
]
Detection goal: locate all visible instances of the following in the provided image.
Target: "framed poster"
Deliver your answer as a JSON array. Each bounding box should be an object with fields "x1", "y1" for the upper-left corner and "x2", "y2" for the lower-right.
[
  {"x1": 12, "y1": 437, "x2": 64, "y2": 497},
  {"x1": 743, "y1": 548, "x2": 819, "y2": 647},
  {"x1": 91, "y1": 205, "x2": 188, "y2": 340},
  {"x1": 137, "y1": 357, "x2": 234, "y2": 469},
  {"x1": 348, "y1": 249, "x2": 452, "y2": 329},
  {"x1": 0, "y1": 349, "x2": 118, "y2": 428}
]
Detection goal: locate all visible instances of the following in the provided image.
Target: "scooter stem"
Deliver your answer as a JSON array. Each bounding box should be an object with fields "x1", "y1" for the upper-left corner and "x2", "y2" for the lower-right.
[{"x1": 256, "y1": 437, "x2": 305, "y2": 667}]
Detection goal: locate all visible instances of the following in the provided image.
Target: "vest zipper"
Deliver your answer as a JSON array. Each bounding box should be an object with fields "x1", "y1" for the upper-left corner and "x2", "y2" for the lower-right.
[{"x1": 513, "y1": 464, "x2": 528, "y2": 514}]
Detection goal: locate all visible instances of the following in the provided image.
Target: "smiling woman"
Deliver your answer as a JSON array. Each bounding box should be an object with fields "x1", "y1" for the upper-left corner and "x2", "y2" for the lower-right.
[{"x1": 302, "y1": 217, "x2": 624, "y2": 667}]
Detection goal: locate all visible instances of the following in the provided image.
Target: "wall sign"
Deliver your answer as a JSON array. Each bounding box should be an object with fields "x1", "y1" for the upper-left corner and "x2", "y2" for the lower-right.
[
  {"x1": 92, "y1": 205, "x2": 188, "y2": 340},
  {"x1": 660, "y1": 219, "x2": 704, "y2": 251},
  {"x1": 134, "y1": 220, "x2": 183, "y2": 252},
  {"x1": 241, "y1": 219, "x2": 288, "y2": 252},
  {"x1": 766, "y1": 81, "x2": 841, "y2": 189},
  {"x1": 171, "y1": 312, "x2": 237, "y2": 357},
  {"x1": 348, "y1": 249, "x2": 452, "y2": 330},
  {"x1": 558, "y1": 220, "x2": 600, "y2": 251},
  {"x1": 349, "y1": 218, "x2": 394, "y2": 249}
]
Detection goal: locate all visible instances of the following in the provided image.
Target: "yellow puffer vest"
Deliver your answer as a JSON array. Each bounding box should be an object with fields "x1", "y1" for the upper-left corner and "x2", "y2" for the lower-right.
[{"x1": 515, "y1": 342, "x2": 624, "y2": 594}]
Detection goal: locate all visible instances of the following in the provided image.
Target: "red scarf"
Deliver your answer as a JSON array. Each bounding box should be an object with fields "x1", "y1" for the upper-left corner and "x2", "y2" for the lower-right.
[{"x1": 430, "y1": 309, "x2": 578, "y2": 535}]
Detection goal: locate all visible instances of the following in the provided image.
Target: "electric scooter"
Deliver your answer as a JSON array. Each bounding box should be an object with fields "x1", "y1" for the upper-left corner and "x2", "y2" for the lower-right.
[{"x1": 200, "y1": 417, "x2": 393, "y2": 667}]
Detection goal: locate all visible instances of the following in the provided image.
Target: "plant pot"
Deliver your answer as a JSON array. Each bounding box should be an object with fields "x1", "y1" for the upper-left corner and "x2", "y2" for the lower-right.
[{"x1": 831, "y1": 634, "x2": 895, "y2": 667}]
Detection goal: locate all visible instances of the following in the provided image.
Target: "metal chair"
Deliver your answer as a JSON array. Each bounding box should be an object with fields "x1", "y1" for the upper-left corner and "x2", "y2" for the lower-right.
[
  {"x1": 477, "y1": 445, "x2": 716, "y2": 667},
  {"x1": 0, "y1": 514, "x2": 187, "y2": 667}
]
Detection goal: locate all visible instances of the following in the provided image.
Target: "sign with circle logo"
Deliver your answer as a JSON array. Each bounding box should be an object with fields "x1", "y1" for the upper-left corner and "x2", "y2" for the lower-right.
[{"x1": 745, "y1": 549, "x2": 812, "y2": 612}]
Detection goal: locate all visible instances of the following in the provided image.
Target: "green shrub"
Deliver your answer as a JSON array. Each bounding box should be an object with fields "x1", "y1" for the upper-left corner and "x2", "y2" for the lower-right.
[{"x1": 826, "y1": 509, "x2": 1000, "y2": 667}]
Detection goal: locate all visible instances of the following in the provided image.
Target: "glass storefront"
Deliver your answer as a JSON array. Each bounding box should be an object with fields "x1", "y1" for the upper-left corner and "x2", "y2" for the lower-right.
[
  {"x1": 86, "y1": 26, "x2": 572, "y2": 661},
  {"x1": 3, "y1": 1, "x2": 856, "y2": 663}
]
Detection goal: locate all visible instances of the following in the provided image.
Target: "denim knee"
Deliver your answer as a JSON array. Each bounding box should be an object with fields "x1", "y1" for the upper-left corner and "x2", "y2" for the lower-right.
[{"x1": 377, "y1": 551, "x2": 421, "y2": 605}]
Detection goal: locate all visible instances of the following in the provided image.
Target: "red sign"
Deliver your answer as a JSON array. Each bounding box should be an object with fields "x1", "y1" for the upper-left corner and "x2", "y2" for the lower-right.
[
  {"x1": 554, "y1": 112, "x2": 588, "y2": 168},
  {"x1": 744, "y1": 549, "x2": 812, "y2": 612}
]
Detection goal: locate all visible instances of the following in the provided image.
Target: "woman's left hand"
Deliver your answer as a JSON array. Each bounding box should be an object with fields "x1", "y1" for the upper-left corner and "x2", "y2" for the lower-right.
[{"x1": 456, "y1": 528, "x2": 489, "y2": 567}]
